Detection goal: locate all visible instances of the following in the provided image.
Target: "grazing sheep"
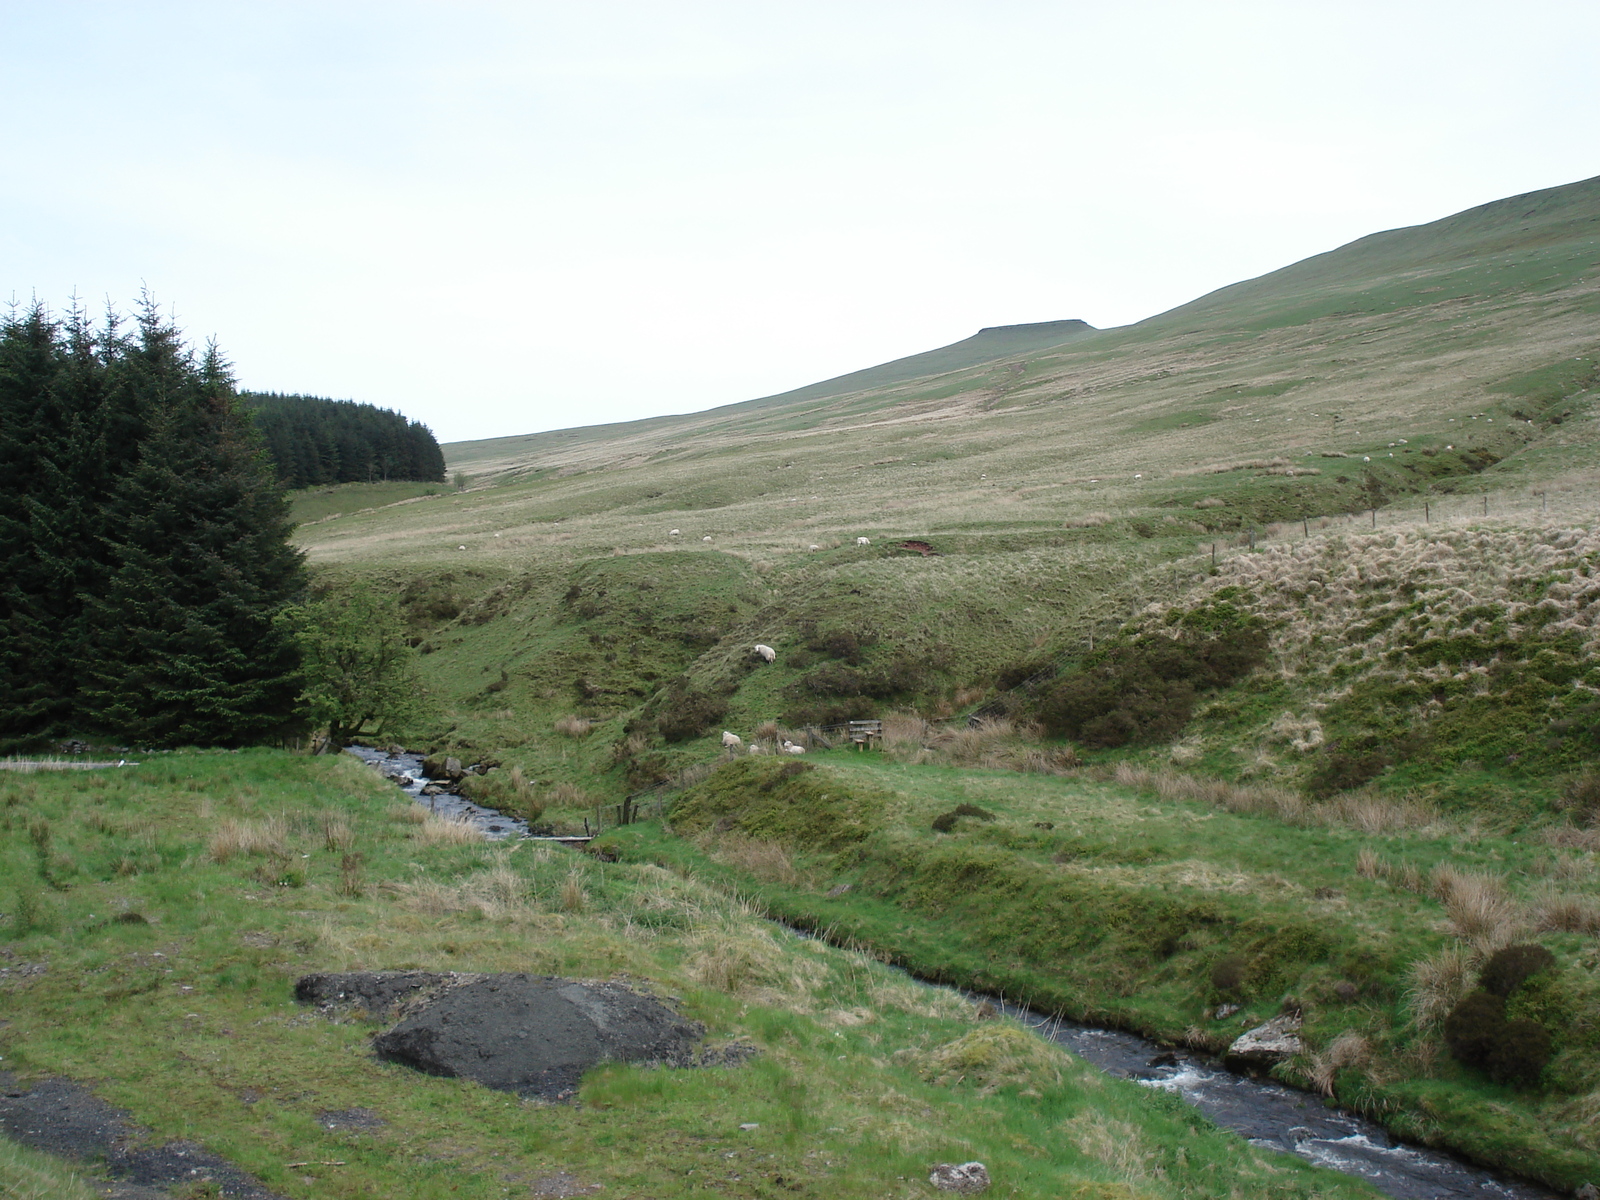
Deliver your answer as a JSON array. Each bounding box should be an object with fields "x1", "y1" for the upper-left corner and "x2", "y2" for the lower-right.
[
  {"x1": 781, "y1": 740, "x2": 806, "y2": 755},
  {"x1": 747, "y1": 744, "x2": 766, "y2": 754},
  {"x1": 856, "y1": 537, "x2": 870, "y2": 546},
  {"x1": 669, "y1": 529, "x2": 680, "y2": 537},
  {"x1": 703, "y1": 535, "x2": 713, "y2": 542},
  {"x1": 721, "y1": 730, "x2": 743, "y2": 749},
  {"x1": 753, "y1": 644, "x2": 776, "y2": 663},
  {"x1": 809, "y1": 544, "x2": 820, "y2": 551}
]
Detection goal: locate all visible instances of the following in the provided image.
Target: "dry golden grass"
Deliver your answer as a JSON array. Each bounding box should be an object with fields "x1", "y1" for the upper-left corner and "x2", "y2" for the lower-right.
[
  {"x1": 681, "y1": 915, "x2": 828, "y2": 1008},
  {"x1": 415, "y1": 814, "x2": 484, "y2": 846},
  {"x1": 554, "y1": 715, "x2": 593, "y2": 737},
  {"x1": 207, "y1": 816, "x2": 289, "y2": 863},
  {"x1": 1405, "y1": 946, "x2": 1474, "y2": 1027},
  {"x1": 320, "y1": 812, "x2": 356, "y2": 853},
  {"x1": 1432, "y1": 866, "x2": 1521, "y2": 953},
  {"x1": 546, "y1": 781, "x2": 592, "y2": 808},
  {"x1": 709, "y1": 835, "x2": 803, "y2": 887},
  {"x1": 1110, "y1": 762, "x2": 1439, "y2": 836},
  {"x1": 1062, "y1": 512, "x2": 1112, "y2": 528},
  {"x1": 1302, "y1": 1030, "x2": 1374, "y2": 1096},
  {"x1": 389, "y1": 801, "x2": 427, "y2": 825},
  {"x1": 559, "y1": 871, "x2": 587, "y2": 914},
  {"x1": 1529, "y1": 884, "x2": 1600, "y2": 935}
]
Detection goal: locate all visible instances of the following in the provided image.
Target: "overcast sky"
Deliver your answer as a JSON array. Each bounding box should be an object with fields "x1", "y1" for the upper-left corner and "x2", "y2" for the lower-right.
[{"x1": 4, "y1": 2, "x2": 1598, "y2": 444}]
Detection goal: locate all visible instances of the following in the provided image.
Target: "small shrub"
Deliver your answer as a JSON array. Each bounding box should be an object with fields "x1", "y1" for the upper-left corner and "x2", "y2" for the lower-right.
[
  {"x1": 1485, "y1": 1018, "x2": 1553, "y2": 1087},
  {"x1": 1443, "y1": 990, "x2": 1506, "y2": 1070},
  {"x1": 1557, "y1": 772, "x2": 1600, "y2": 824},
  {"x1": 1036, "y1": 613, "x2": 1268, "y2": 747},
  {"x1": 1211, "y1": 953, "x2": 1248, "y2": 994},
  {"x1": 1479, "y1": 943, "x2": 1557, "y2": 998},
  {"x1": 657, "y1": 689, "x2": 729, "y2": 743}
]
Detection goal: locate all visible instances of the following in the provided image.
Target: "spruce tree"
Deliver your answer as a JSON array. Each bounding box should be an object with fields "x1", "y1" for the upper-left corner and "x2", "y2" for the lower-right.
[{"x1": 76, "y1": 312, "x2": 306, "y2": 746}]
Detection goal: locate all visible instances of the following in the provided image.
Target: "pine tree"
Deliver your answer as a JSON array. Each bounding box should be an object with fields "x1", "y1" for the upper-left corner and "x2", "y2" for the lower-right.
[{"x1": 76, "y1": 313, "x2": 307, "y2": 746}]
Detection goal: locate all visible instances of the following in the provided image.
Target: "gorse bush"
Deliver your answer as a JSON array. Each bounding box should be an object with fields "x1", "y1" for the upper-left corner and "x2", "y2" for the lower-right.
[
  {"x1": 1035, "y1": 600, "x2": 1269, "y2": 747},
  {"x1": 1442, "y1": 944, "x2": 1560, "y2": 1088},
  {"x1": 1480, "y1": 943, "x2": 1558, "y2": 998}
]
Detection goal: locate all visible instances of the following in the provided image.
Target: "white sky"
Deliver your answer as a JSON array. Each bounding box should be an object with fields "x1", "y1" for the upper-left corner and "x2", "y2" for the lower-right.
[{"x1": 4, "y1": 1, "x2": 1598, "y2": 444}]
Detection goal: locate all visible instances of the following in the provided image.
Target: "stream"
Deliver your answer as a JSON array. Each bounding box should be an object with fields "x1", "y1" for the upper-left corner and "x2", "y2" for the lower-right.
[{"x1": 348, "y1": 745, "x2": 1563, "y2": 1200}]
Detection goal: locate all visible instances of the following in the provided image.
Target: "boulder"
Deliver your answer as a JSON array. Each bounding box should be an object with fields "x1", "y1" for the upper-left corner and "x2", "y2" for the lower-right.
[
  {"x1": 1224, "y1": 1012, "x2": 1303, "y2": 1072},
  {"x1": 929, "y1": 1162, "x2": 990, "y2": 1194},
  {"x1": 420, "y1": 754, "x2": 466, "y2": 782},
  {"x1": 298, "y1": 972, "x2": 721, "y2": 1101}
]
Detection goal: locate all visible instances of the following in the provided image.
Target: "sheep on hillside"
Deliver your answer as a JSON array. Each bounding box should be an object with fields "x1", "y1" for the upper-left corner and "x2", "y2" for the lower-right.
[
  {"x1": 753, "y1": 644, "x2": 776, "y2": 663},
  {"x1": 670, "y1": 529, "x2": 680, "y2": 537},
  {"x1": 781, "y1": 739, "x2": 806, "y2": 755},
  {"x1": 721, "y1": 730, "x2": 743, "y2": 749},
  {"x1": 856, "y1": 537, "x2": 870, "y2": 546}
]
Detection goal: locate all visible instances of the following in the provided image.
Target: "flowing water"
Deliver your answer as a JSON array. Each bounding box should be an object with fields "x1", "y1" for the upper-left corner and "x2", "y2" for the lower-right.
[{"x1": 348, "y1": 745, "x2": 1563, "y2": 1200}]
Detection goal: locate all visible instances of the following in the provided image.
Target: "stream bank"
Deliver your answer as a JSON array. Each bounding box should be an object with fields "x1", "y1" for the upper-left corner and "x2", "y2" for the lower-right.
[{"x1": 347, "y1": 746, "x2": 1563, "y2": 1200}]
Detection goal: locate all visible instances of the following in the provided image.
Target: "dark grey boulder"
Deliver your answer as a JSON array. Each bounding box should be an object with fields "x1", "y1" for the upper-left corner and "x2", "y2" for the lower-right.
[{"x1": 298, "y1": 972, "x2": 718, "y2": 1100}]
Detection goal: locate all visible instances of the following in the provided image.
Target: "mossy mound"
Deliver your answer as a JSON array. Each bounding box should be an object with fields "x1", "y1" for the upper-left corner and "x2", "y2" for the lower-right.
[
  {"x1": 916, "y1": 1022, "x2": 1074, "y2": 1095},
  {"x1": 669, "y1": 758, "x2": 889, "y2": 849}
]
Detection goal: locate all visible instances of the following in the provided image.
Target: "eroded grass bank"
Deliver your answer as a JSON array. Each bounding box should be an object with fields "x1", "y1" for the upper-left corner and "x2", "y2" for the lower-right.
[
  {"x1": 607, "y1": 754, "x2": 1600, "y2": 1193},
  {"x1": 0, "y1": 751, "x2": 1381, "y2": 1199}
]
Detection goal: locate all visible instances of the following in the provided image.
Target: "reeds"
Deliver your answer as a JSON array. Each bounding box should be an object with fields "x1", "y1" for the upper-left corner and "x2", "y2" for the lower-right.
[
  {"x1": 415, "y1": 814, "x2": 483, "y2": 846},
  {"x1": 208, "y1": 816, "x2": 289, "y2": 863}
]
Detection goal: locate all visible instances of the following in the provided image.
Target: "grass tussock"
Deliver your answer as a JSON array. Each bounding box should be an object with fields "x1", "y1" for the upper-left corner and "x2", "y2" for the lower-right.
[
  {"x1": 1432, "y1": 866, "x2": 1522, "y2": 953},
  {"x1": 1301, "y1": 1030, "x2": 1374, "y2": 1096},
  {"x1": 207, "y1": 816, "x2": 289, "y2": 863},
  {"x1": 915, "y1": 1022, "x2": 1071, "y2": 1095},
  {"x1": 555, "y1": 714, "x2": 594, "y2": 737},
  {"x1": 1062, "y1": 512, "x2": 1112, "y2": 528},
  {"x1": 1406, "y1": 946, "x2": 1474, "y2": 1027},
  {"x1": 883, "y1": 717, "x2": 1080, "y2": 775},
  {"x1": 414, "y1": 813, "x2": 485, "y2": 846},
  {"x1": 708, "y1": 834, "x2": 804, "y2": 887},
  {"x1": 1109, "y1": 763, "x2": 1438, "y2": 834}
]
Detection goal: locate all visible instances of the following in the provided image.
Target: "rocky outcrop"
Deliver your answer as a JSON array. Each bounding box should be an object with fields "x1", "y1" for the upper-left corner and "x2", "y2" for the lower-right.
[{"x1": 1224, "y1": 1012, "x2": 1303, "y2": 1072}]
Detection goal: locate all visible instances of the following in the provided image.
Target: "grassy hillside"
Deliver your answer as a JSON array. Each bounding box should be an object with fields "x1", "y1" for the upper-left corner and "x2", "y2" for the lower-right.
[
  {"x1": 239, "y1": 174, "x2": 1600, "y2": 1194},
  {"x1": 604, "y1": 748, "x2": 1600, "y2": 1191},
  {"x1": 0, "y1": 752, "x2": 1385, "y2": 1200}
]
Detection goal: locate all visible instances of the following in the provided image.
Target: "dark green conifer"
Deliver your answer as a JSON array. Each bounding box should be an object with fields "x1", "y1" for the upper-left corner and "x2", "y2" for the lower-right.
[{"x1": 76, "y1": 312, "x2": 306, "y2": 746}]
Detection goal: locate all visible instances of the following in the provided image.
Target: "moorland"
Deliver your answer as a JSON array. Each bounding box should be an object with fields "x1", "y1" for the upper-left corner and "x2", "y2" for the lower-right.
[{"x1": 5, "y1": 173, "x2": 1600, "y2": 1198}]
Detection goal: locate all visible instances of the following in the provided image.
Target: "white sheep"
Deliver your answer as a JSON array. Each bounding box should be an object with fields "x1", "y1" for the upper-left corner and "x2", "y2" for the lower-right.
[
  {"x1": 747, "y1": 744, "x2": 766, "y2": 755},
  {"x1": 808, "y1": 544, "x2": 820, "y2": 551},
  {"x1": 781, "y1": 739, "x2": 806, "y2": 755},
  {"x1": 669, "y1": 529, "x2": 680, "y2": 537},
  {"x1": 721, "y1": 730, "x2": 743, "y2": 749},
  {"x1": 702, "y1": 535, "x2": 713, "y2": 542},
  {"x1": 753, "y1": 644, "x2": 776, "y2": 663},
  {"x1": 856, "y1": 537, "x2": 870, "y2": 546}
]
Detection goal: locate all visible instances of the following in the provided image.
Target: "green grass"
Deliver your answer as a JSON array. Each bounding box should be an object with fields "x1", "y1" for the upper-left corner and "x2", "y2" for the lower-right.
[
  {"x1": 257, "y1": 173, "x2": 1600, "y2": 1195},
  {"x1": 0, "y1": 751, "x2": 1390, "y2": 1199},
  {"x1": 607, "y1": 752, "x2": 1600, "y2": 1192},
  {"x1": 290, "y1": 480, "x2": 452, "y2": 525}
]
